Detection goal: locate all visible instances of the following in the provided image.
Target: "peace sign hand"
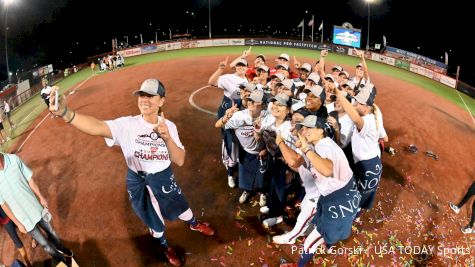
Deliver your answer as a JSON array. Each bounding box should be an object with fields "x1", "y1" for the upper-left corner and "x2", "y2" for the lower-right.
[{"x1": 153, "y1": 112, "x2": 170, "y2": 142}]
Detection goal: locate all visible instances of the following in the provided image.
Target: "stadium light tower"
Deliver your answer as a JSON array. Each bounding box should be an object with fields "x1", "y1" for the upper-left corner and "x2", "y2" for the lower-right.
[
  {"x1": 365, "y1": 0, "x2": 375, "y2": 51},
  {"x1": 4, "y1": 0, "x2": 16, "y2": 83}
]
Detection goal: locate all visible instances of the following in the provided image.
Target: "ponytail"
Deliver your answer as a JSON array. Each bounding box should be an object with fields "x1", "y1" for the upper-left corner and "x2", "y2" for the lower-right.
[{"x1": 372, "y1": 104, "x2": 381, "y2": 133}]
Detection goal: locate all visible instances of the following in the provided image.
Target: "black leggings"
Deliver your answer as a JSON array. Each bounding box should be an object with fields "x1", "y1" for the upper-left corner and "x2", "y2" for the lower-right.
[
  {"x1": 457, "y1": 180, "x2": 475, "y2": 227},
  {"x1": 29, "y1": 219, "x2": 72, "y2": 265}
]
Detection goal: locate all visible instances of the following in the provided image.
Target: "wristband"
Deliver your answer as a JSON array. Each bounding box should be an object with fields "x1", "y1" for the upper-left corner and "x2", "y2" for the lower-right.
[
  {"x1": 60, "y1": 107, "x2": 68, "y2": 118},
  {"x1": 303, "y1": 147, "x2": 312, "y2": 154},
  {"x1": 66, "y1": 111, "x2": 76, "y2": 123}
]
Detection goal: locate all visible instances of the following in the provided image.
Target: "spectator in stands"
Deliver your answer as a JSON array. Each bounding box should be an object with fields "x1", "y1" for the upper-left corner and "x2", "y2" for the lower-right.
[
  {"x1": 3, "y1": 100, "x2": 15, "y2": 129},
  {"x1": 40, "y1": 79, "x2": 53, "y2": 107}
]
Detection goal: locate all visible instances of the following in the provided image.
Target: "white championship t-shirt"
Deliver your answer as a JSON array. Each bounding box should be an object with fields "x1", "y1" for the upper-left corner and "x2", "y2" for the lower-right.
[
  {"x1": 104, "y1": 115, "x2": 184, "y2": 174},
  {"x1": 310, "y1": 137, "x2": 353, "y2": 196},
  {"x1": 299, "y1": 156, "x2": 320, "y2": 200},
  {"x1": 338, "y1": 113, "x2": 355, "y2": 148},
  {"x1": 351, "y1": 114, "x2": 379, "y2": 163},
  {"x1": 225, "y1": 109, "x2": 271, "y2": 154},
  {"x1": 218, "y1": 73, "x2": 248, "y2": 100},
  {"x1": 325, "y1": 102, "x2": 335, "y2": 113}
]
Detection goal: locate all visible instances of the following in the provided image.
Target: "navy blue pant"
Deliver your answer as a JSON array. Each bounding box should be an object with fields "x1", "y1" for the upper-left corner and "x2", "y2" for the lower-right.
[{"x1": 354, "y1": 156, "x2": 382, "y2": 210}]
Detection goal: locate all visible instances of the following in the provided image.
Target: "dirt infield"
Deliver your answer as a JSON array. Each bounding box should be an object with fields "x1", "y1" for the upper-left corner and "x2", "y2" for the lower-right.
[{"x1": 1, "y1": 55, "x2": 474, "y2": 266}]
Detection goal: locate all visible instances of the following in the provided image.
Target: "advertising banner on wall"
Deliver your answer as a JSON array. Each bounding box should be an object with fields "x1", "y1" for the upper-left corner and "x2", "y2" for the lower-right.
[
  {"x1": 384, "y1": 46, "x2": 447, "y2": 73},
  {"x1": 244, "y1": 39, "x2": 333, "y2": 51},
  {"x1": 333, "y1": 46, "x2": 347, "y2": 54},
  {"x1": 439, "y1": 75, "x2": 457, "y2": 88},
  {"x1": 165, "y1": 42, "x2": 182, "y2": 50},
  {"x1": 141, "y1": 45, "x2": 158, "y2": 54},
  {"x1": 181, "y1": 41, "x2": 199, "y2": 49},
  {"x1": 228, "y1": 39, "x2": 245, "y2": 45},
  {"x1": 213, "y1": 39, "x2": 229, "y2": 46},
  {"x1": 118, "y1": 48, "x2": 141, "y2": 57},
  {"x1": 395, "y1": 60, "x2": 410, "y2": 70}
]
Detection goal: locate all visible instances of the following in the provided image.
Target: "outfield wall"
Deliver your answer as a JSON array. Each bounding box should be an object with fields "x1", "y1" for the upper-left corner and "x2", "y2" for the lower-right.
[{"x1": 117, "y1": 38, "x2": 463, "y2": 93}]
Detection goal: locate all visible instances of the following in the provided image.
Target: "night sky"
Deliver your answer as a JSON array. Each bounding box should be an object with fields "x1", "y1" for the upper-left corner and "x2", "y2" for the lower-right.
[{"x1": 0, "y1": 0, "x2": 473, "y2": 85}]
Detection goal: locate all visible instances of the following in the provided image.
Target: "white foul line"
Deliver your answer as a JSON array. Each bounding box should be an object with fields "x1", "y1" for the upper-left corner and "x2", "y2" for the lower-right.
[
  {"x1": 16, "y1": 77, "x2": 92, "y2": 152},
  {"x1": 188, "y1": 85, "x2": 216, "y2": 116},
  {"x1": 454, "y1": 89, "x2": 475, "y2": 125}
]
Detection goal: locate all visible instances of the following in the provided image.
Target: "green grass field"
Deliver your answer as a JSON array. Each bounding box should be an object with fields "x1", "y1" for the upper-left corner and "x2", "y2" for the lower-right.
[{"x1": 4, "y1": 45, "x2": 474, "y2": 152}]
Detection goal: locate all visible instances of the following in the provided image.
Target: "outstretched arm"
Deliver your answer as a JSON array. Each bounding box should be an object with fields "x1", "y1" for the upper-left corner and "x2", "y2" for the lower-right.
[{"x1": 49, "y1": 87, "x2": 113, "y2": 139}]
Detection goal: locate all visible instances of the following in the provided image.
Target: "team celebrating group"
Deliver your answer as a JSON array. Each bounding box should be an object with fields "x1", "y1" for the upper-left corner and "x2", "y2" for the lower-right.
[
  {"x1": 209, "y1": 47, "x2": 387, "y2": 266},
  {"x1": 1, "y1": 47, "x2": 388, "y2": 267}
]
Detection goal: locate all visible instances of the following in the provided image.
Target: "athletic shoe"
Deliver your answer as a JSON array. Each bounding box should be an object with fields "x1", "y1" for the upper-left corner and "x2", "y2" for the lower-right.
[
  {"x1": 190, "y1": 221, "x2": 215, "y2": 236},
  {"x1": 239, "y1": 191, "x2": 249, "y2": 204},
  {"x1": 259, "y1": 194, "x2": 267, "y2": 207},
  {"x1": 227, "y1": 176, "x2": 236, "y2": 188},
  {"x1": 273, "y1": 232, "x2": 296, "y2": 245},
  {"x1": 449, "y1": 202, "x2": 460, "y2": 214},
  {"x1": 263, "y1": 216, "x2": 283, "y2": 228},
  {"x1": 461, "y1": 225, "x2": 473, "y2": 234},
  {"x1": 164, "y1": 247, "x2": 182, "y2": 266},
  {"x1": 260, "y1": 206, "x2": 269, "y2": 214}
]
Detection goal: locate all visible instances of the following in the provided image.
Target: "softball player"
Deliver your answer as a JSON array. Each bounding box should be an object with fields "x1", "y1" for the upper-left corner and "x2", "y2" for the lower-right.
[
  {"x1": 209, "y1": 58, "x2": 249, "y2": 187},
  {"x1": 280, "y1": 115, "x2": 360, "y2": 266},
  {"x1": 49, "y1": 79, "x2": 215, "y2": 267},
  {"x1": 216, "y1": 90, "x2": 273, "y2": 204},
  {"x1": 333, "y1": 84, "x2": 382, "y2": 211}
]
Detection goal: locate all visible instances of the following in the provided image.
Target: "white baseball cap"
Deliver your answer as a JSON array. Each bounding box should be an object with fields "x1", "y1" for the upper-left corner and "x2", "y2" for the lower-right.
[
  {"x1": 278, "y1": 53, "x2": 290, "y2": 61},
  {"x1": 270, "y1": 72, "x2": 285, "y2": 81},
  {"x1": 300, "y1": 63, "x2": 312, "y2": 72},
  {"x1": 256, "y1": 65, "x2": 269, "y2": 72},
  {"x1": 247, "y1": 90, "x2": 264, "y2": 103},
  {"x1": 236, "y1": 58, "x2": 248, "y2": 66},
  {"x1": 277, "y1": 79, "x2": 294, "y2": 90},
  {"x1": 239, "y1": 83, "x2": 257, "y2": 92},
  {"x1": 307, "y1": 72, "x2": 320, "y2": 84}
]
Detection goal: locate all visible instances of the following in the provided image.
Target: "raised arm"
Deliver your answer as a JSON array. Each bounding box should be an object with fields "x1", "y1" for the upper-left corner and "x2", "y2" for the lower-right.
[
  {"x1": 215, "y1": 102, "x2": 239, "y2": 128},
  {"x1": 356, "y1": 49, "x2": 370, "y2": 81},
  {"x1": 208, "y1": 57, "x2": 229, "y2": 86},
  {"x1": 299, "y1": 133, "x2": 333, "y2": 177},
  {"x1": 49, "y1": 86, "x2": 113, "y2": 139},
  {"x1": 229, "y1": 47, "x2": 251, "y2": 68},
  {"x1": 333, "y1": 87, "x2": 364, "y2": 131},
  {"x1": 275, "y1": 134, "x2": 304, "y2": 169},
  {"x1": 318, "y1": 49, "x2": 328, "y2": 81}
]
